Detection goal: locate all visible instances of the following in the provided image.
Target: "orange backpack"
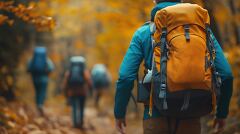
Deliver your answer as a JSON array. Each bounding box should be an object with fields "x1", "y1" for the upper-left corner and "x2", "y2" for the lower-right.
[{"x1": 149, "y1": 3, "x2": 221, "y2": 118}]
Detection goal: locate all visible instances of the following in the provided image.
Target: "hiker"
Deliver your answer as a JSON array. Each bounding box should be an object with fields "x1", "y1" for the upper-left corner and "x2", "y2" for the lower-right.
[
  {"x1": 28, "y1": 47, "x2": 54, "y2": 115},
  {"x1": 114, "y1": 0, "x2": 233, "y2": 134},
  {"x1": 91, "y1": 64, "x2": 111, "y2": 108},
  {"x1": 62, "y1": 56, "x2": 92, "y2": 129}
]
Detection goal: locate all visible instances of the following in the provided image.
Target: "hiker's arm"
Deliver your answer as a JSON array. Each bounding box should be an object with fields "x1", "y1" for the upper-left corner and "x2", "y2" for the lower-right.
[
  {"x1": 61, "y1": 71, "x2": 69, "y2": 96},
  {"x1": 114, "y1": 30, "x2": 143, "y2": 119},
  {"x1": 84, "y1": 69, "x2": 93, "y2": 89},
  {"x1": 210, "y1": 31, "x2": 233, "y2": 119}
]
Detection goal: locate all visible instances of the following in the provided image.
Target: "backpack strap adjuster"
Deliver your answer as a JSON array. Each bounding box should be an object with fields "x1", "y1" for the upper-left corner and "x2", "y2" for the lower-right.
[
  {"x1": 184, "y1": 25, "x2": 190, "y2": 41},
  {"x1": 161, "y1": 28, "x2": 167, "y2": 37}
]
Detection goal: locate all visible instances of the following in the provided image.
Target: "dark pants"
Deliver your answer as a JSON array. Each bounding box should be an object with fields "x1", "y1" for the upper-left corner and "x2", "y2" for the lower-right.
[
  {"x1": 70, "y1": 96, "x2": 86, "y2": 128},
  {"x1": 33, "y1": 81, "x2": 48, "y2": 108},
  {"x1": 143, "y1": 117, "x2": 201, "y2": 134}
]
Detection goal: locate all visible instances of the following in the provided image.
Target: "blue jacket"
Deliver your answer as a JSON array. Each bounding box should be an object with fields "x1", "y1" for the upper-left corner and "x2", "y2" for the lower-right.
[{"x1": 114, "y1": 2, "x2": 233, "y2": 120}]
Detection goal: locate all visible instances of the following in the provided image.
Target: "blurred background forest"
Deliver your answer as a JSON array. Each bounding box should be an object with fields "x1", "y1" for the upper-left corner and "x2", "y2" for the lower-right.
[{"x1": 0, "y1": 0, "x2": 240, "y2": 134}]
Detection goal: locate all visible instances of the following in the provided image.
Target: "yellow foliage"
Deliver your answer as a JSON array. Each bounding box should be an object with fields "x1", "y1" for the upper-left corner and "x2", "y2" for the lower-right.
[
  {"x1": 91, "y1": 0, "x2": 153, "y2": 79},
  {"x1": 0, "y1": 1, "x2": 55, "y2": 31},
  {"x1": 74, "y1": 40, "x2": 85, "y2": 50}
]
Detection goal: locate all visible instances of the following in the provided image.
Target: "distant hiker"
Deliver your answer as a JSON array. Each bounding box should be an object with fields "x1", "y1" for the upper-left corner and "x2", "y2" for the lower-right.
[
  {"x1": 91, "y1": 64, "x2": 111, "y2": 108},
  {"x1": 28, "y1": 47, "x2": 54, "y2": 116},
  {"x1": 114, "y1": 0, "x2": 233, "y2": 134},
  {"x1": 62, "y1": 56, "x2": 92, "y2": 129}
]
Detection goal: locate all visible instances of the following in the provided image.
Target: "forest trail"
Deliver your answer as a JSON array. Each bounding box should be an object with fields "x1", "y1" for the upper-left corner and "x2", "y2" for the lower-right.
[
  {"x1": 2, "y1": 94, "x2": 240, "y2": 134},
  {"x1": 33, "y1": 105, "x2": 116, "y2": 134},
  {"x1": 0, "y1": 95, "x2": 119, "y2": 134}
]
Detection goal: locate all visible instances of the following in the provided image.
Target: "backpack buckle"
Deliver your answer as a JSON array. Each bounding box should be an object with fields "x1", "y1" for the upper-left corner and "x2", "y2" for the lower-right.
[
  {"x1": 184, "y1": 25, "x2": 190, "y2": 41},
  {"x1": 161, "y1": 28, "x2": 167, "y2": 37},
  {"x1": 161, "y1": 83, "x2": 166, "y2": 90},
  {"x1": 162, "y1": 30, "x2": 167, "y2": 36},
  {"x1": 159, "y1": 83, "x2": 167, "y2": 99}
]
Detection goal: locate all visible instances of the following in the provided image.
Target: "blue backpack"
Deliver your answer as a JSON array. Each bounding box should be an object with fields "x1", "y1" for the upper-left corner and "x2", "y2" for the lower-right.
[
  {"x1": 68, "y1": 56, "x2": 86, "y2": 87},
  {"x1": 91, "y1": 64, "x2": 110, "y2": 89},
  {"x1": 29, "y1": 47, "x2": 48, "y2": 74}
]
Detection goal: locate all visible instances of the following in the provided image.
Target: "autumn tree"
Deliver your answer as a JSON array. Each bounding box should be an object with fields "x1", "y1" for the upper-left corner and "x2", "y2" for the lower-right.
[{"x1": 0, "y1": 0, "x2": 55, "y2": 100}]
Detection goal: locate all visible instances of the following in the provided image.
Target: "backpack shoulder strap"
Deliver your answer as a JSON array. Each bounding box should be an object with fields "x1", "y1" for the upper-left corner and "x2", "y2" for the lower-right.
[{"x1": 150, "y1": 22, "x2": 157, "y2": 50}]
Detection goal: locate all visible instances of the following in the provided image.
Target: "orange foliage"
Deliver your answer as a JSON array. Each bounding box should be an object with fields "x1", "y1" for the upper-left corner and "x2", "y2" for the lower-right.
[
  {"x1": 0, "y1": 1, "x2": 55, "y2": 31},
  {"x1": 93, "y1": 0, "x2": 153, "y2": 79}
]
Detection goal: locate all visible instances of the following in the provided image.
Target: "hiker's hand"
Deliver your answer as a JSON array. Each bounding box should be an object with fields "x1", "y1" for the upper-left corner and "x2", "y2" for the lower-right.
[
  {"x1": 115, "y1": 119, "x2": 126, "y2": 134},
  {"x1": 213, "y1": 118, "x2": 225, "y2": 134}
]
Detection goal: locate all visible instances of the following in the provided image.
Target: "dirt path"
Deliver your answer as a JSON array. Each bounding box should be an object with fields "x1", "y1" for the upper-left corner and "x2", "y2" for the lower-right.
[
  {"x1": 41, "y1": 106, "x2": 117, "y2": 134},
  {"x1": 0, "y1": 95, "x2": 119, "y2": 134},
  {"x1": 29, "y1": 95, "x2": 118, "y2": 134}
]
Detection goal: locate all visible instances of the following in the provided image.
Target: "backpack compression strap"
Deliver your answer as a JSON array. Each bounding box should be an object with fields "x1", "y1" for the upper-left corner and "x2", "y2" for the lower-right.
[
  {"x1": 205, "y1": 24, "x2": 221, "y2": 97},
  {"x1": 159, "y1": 27, "x2": 168, "y2": 110},
  {"x1": 205, "y1": 24, "x2": 222, "y2": 112}
]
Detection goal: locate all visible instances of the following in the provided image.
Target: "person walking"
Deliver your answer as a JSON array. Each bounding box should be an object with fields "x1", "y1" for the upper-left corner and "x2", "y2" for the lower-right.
[
  {"x1": 114, "y1": 1, "x2": 233, "y2": 134},
  {"x1": 91, "y1": 64, "x2": 111, "y2": 108},
  {"x1": 62, "y1": 56, "x2": 92, "y2": 129},
  {"x1": 28, "y1": 46, "x2": 54, "y2": 116}
]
